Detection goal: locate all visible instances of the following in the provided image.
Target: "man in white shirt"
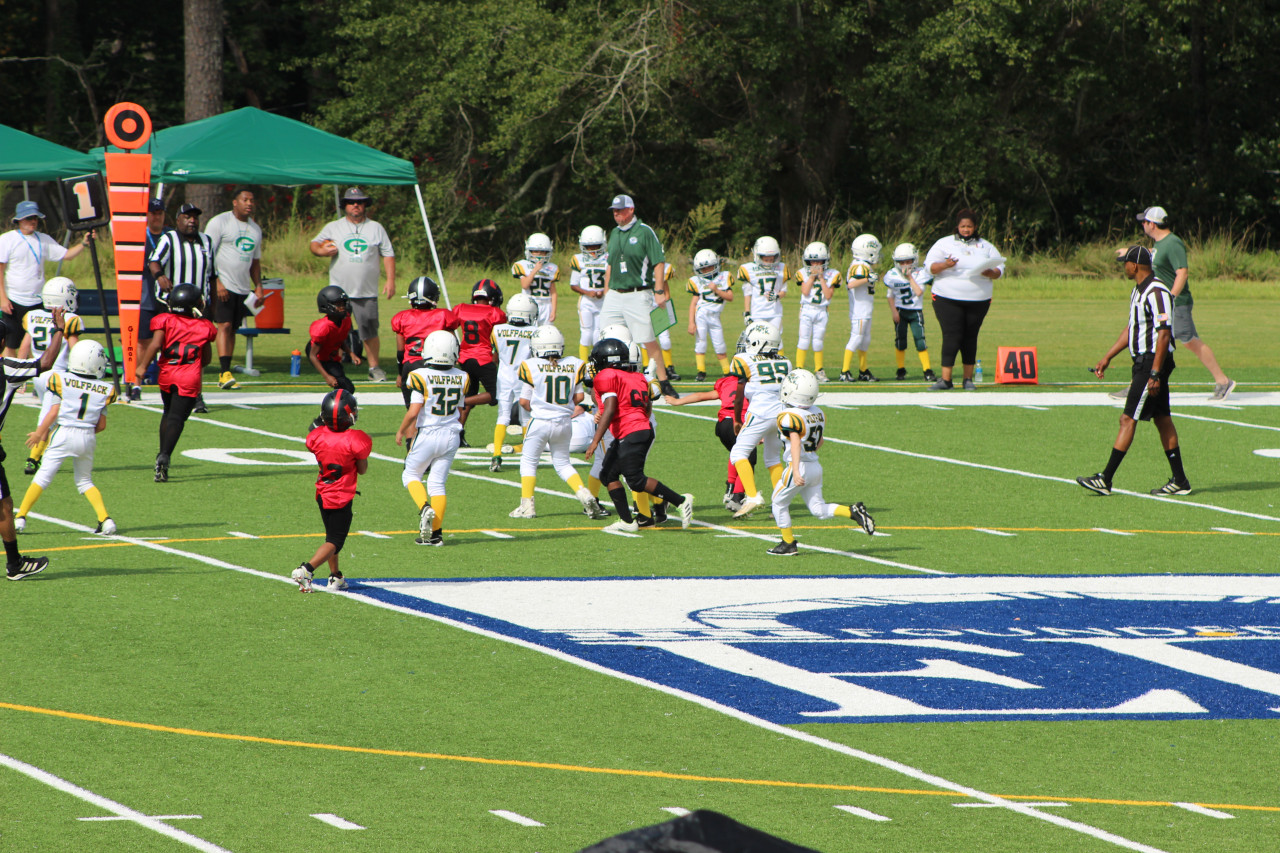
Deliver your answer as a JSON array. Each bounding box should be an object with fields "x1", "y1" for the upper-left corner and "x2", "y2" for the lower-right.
[
  {"x1": 0, "y1": 201, "x2": 92, "y2": 357},
  {"x1": 204, "y1": 188, "x2": 265, "y2": 390}
]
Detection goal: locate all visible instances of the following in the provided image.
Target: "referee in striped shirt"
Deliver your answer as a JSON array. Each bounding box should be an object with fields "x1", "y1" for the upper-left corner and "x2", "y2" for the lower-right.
[
  {"x1": 148, "y1": 202, "x2": 217, "y2": 411},
  {"x1": 1078, "y1": 245, "x2": 1191, "y2": 497}
]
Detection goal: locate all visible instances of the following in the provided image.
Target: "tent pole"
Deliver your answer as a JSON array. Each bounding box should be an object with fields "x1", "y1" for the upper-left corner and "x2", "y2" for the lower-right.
[{"x1": 415, "y1": 184, "x2": 450, "y2": 308}]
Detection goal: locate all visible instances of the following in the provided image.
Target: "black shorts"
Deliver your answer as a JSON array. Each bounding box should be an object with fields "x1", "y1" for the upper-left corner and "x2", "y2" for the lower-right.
[
  {"x1": 0, "y1": 455, "x2": 11, "y2": 501},
  {"x1": 601, "y1": 429, "x2": 654, "y2": 491},
  {"x1": 317, "y1": 359, "x2": 356, "y2": 395},
  {"x1": 317, "y1": 497, "x2": 354, "y2": 552},
  {"x1": 212, "y1": 291, "x2": 253, "y2": 327},
  {"x1": 716, "y1": 417, "x2": 757, "y2": 465},
  {"x1": 4, "y1": 301, "x2": 39, "y2": 349},
  {"x1": 1123, "y1": 356, "x2": 1175, "y2": 421},
  {"x1": 459, "y1": 358, "x2": 498, "y2": 399}
]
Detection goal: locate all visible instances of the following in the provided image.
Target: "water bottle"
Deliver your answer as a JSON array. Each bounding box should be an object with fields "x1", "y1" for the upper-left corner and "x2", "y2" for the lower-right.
[
  {"x1": 975, "y1": 359, "x2": 983, "y2": 384},
  {"x1": 290, "y1": 349, "x2": 302, "y2": 377}
]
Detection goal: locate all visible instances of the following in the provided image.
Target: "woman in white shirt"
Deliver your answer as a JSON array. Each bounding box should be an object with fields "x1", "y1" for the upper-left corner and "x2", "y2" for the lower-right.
[
  {"x1": 0, "y1": 201, "x2": 92, "y2": 356},
  {"x1": 923, "y1": 209, "x2": 1004, "y2": 390}
]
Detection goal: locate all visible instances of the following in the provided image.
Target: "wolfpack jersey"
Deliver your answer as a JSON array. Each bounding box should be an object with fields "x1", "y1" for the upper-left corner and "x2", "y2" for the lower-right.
[
  {"x1": 845, "y1": 262, "x2": 878, "y2": 317},
  {"x1": 24, "y1": 309, "x2": 83, "y2": 372},
  {"x1": 686, "y1": 271, "x2": 732, "y2": 305},
  {"x1": 511, "y1": 258, "x2": 560, "y2": 300},
  {"x1": 518, "y1": 355, "x2": 586, "y2": 420},
  {"x1": 883, "y1": 266, "x2": 932, "y2": 311},
  {"x1": 492, "y1": 323, "x2": 536, "y2": 378},
  {"x1": 728, "y1": 353, "x2": 791, "y2": 414},
  {"x1": 569, "y1": 253, "x2": 608, "y2": 300},
  {"x1": 778, "y1": 405, "x2": 825, "y2": 463},
  {"x1": 736, "y1": 261, "x2": 789, "y2": 305},
  {"x1": 795, "y1": 268, "x2": 842, "y2": 309},
  {"x1": 48, "y1": 371, "x2": 117, "y2": 428},
  {"x1": 406, "y1": 366, "x2": 470, "y2": 432}
]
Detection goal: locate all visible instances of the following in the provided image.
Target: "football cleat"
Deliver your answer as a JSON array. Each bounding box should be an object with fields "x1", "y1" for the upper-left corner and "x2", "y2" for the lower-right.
[
  {"x1": 635, "y1": 514, "x2": 655, "y2": 529},
  {"x1": 679, "y1": 494, "x2": 694, "y2": 529},
  {"x1": 896, "y1": 368, "x2": 908, "y2": 381},
  {"x1": 849, "y1": 502, "x2": 876, "y2": 536},
  {"x1": 329, "y1": 575, "x2": 349, "y2": 591},
  {"x1": 14, "y1": 516, "x2": 26, "y2": 533},
  {"x1": 458, "y1": 431, "x2": 470, "y2": 448},
  {"x1": 154, "y1": 461, "x2": 169, "y2": 483},
  {"x1": 733, "y1": 494, "x2": 764, "y2": 518},
  {"x1": 694, "y1": 371, "x2": 707, "y2": 382},
  {"x1": 923, "y1": 369, "x2": 937, "y2": 382},
  {"x1": 510, "y1": 498, "x2": 537, "y2": 519},
  {"x1": 418, "y1": 504, "x2": 436, "y2": 539},
  {"x1": 1151, "y1": 478, "x2": 1192, "y2": 496},
  {"x1": 489, "y1": 456, "x2": 502, "y2": 472},
  {"x1": 23, "y1": 457, "x2": 39, "y2": 475},
  {"x1": 428, "y1": 530, "x2": 444, "y2": 546},
  {"x1": 1076, "y1": 473, "x2": 1112, "y2": 496},
  {"x1": 839, "y1": 371, "x2": 856, "y2": 382},
  {"x1": 666, "y1": 368, "x2": 682, "y2": 381},
  {"x1": 858, "y1": 370, "x2": 878, "y2": 382},
  {"x1": 95, "y1": 518, "x2": 117, "y2": 536},
  {"x1": 767, "y1": 540, "x2": 799, "y2": 556},
  {"x1": 726, "y1": 492, "x2": 746, "y2": 513},
  {"x1": 194, "y1": 394, "x2": 209, "y2": 414},
  {"x1": 814, "y1": 369, "x2": 828, "y2": 383},
  {"x1": 603, "y1": 519, "x2": 640, "y2": 534},
  {"x1": 6, "y1": 556, "x2": 48, "y2": 580},
  {"x1": 584, "y1": 501, "x2": 612, "y2": 518},
  {"x1": 652, "y1": 501, "x2": 668, "y2": 525},
  {"x1": 218, "y1": 371, "x2": 239, "y2": 390},
  {"x1": 291, "y1": 564, "x2": 314, "y2": 592}
]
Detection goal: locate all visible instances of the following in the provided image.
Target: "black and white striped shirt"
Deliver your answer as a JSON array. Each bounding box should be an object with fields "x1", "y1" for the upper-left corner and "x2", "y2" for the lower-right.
[
  {"x1": 149, "y1": 231, "x2": 218, "y2": 302},
  {"x1": 1127, "y1": 274, "x2": 1175, "y2": 358},
  {"x1": 0, "y1": 354, "x2": 46, "y2": 432}
]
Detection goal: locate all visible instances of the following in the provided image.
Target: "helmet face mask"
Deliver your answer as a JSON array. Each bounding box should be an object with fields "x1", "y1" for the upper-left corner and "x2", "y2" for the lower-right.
[
  {"x1": 472, "y1": 279, "x2": 503, "y2": 305},
  {"x1": 525, "y1": 232, "x2": 553, "y2": 265},
  {"x1": 851, "y1": 234, "x2": 883, "y2": 266},
  {"x1": 506, "y1": 293, "x2": 538, "y2": 326},
  {"x1": 317, "y1": 285, "x2": 350, "y2": 319},
  {"x1": 802, "y1": 241, "x2": 830, "y2": 272},
  {"x1": 892, "y1": 242, "x2": 918, "y2": 266},
  {"x1": 589, "y1": 337, "x2": 630, "y2": 373},
  {"x1": 743, "y1": 322, "x2": 782, "y2": 358},
  {"x1": 579, "y1": 225, "x2": 607, "y2": 260},
  {"x1": 42, "y1": 276, "x2": 78, "y2": 312},
  {"x1": 320, "y1": 389, "x2": 359, "y2": 431},
  {"x1": 781, "y1": 369, "x2": 820, "y2": 408},
  {"x1": 531, "y1": 324, "x2": 565, "y2": 359},
  {"x1": 68, "y1": 340, "x2": 108, "y2": 379},
  {"x1": 421, "y1": 330, "x2": 460, "y2": 368},
  {"x1": 753, "y1": 236, "x2": 782, "y2": 269},
  {"x1": 170, "y1": 283, "x2": 205, "y2": 317},
  {"x1": 407, "y1": 276, "x2": 441, "y2": 309},
  {"x1": 693, "y1": 248, "x2": 720, "y2": 279}
]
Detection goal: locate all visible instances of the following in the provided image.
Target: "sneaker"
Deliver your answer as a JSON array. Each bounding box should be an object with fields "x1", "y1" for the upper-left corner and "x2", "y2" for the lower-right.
[
  {"x1": 417, "y1": 503, "x2": 436, "y2": 539},
  {"x1": 652, "y1": 501, "x2": 668, "y2": 525},
  {"x1": 858, "y1": 370, "x2": 879, "y2": 382},
  {"x1": 928, "y1": 378, "x2": 954, "y2": 390},
  {"x1": 814, "y1": 369, "x2": 828, "y2": 383},
  {"x1": 726, "y1": 492, "x2": 745, "y2": 513},
  {"x1": 14, "y1": 516, "x2": 26, "y2": 533},
  {"x1": 733, "y1": 494, "x2": 764, "y2": 518},
  {"x1": 23, "y1": 457, "x2": 39, "y2": 475},
  {"x1": 849, "y1": 501, "x2": 876, "y2": 535},
  {"x1": 694, "y1": 371, "x2": 707, "y2": 382},
  {"x1": 193, "y1": 394, "x2": 208, "y2": 414},
  {"x1": 1210, "y1": 379, "x2": 1236, "y2": 401},
  {"x1": 679, "y1": 493, "x2": 695, "y2": 529},
  {"x1": 767, "y1": 540, "x2": 799, "y2": 556},
  {"x1": 635, "y1": 514, "x2": 655, "y2": 528},
  {"x1": 603, "y1": 519, "x2": 640, "y2": 534},
  {"x1": 489, "y1": 456, "x2": 502, "y2": 472},
  {"x1": 509, "y1": 498, "x2": 537, "y2": 518},
  {"x1": 95, "y1": 518, "x2": 117, "y2": 536},
  {"x1": 368, "y1": 367, "x2": 387, "y2": 382},
  {"x1": 1108, "y1": 389, "x2": 1128, "y2": 400},
  {"x1": 963, "y1": 378, "x2": 977, "y2": 391},
  {"x1": 1076, "y1": 473, "x2": 1112, "y2": 496},
  {"x1": 839, "y1": 371, "x2": 857, "y2": 382},
  {"x1": 291, "y1": 563, "x2": 314, "y2": 592},
  {"x1": 895, "y1": 368, "x2": 908, "y2": 381},
  {"x1": 667, "y1": 368, "x2": 682, "y2": 381},
  {"x1": 923, "y1": 369, "x2": 937, "y2": 382},
  {"x1": 154, "y1": 460, "x2": 169, "y2": 483},
  {"x1": 1151, "y1": 478, "x2": 1192, "y2": 496},
  {"x1": 329, "y1": 575, "x2": 349, "y2": 591},
  {"x1": 218, "y1": 371, "x2": 239, "y2": 390},
  {"x1": 6, "y1": 556, "x2": 48, "y2": 581}
]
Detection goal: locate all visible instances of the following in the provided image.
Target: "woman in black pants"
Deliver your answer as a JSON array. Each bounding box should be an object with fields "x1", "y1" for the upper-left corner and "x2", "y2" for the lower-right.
[{"x1": 923, "y1": 209, "x2": 1005, "y2": 389}]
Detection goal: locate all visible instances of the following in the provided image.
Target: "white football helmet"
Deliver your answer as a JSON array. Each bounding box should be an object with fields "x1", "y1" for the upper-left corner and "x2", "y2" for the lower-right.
[
  {"x1": 851, "y1": 234, "x2": 882, "y2": 265},
  {"x1": 743, "y1": 322, "x2": 782, "y2": 358},
  {"x1": 802, "y1": 242, "x2": 830, "y2": 270},
  {"x1": 693, "y1": 248, "x2": 720, "y2": 278},
  {"x1": 626, "y1": 341, "x2": 644, "y2": 371},
  {"x1": 68, "y1": 339, "x2": 108, "y2": 379},
  {"x1": 579, "y1": 225, "x2": 607, "y2": 259},
  {"x1": 531, "y1": 324, "x2": 565, "y2": 359},
  {"x1": 848, "y1": 261, "x2": 873, "y2": 281},
  {"x1": 753, "y1": 236, "x2": 781, "y2": 268},
  {"x1": 42, "y1": 276, "x2": 78, "y2": 312},
  {"x1": 781, "y1": 369, "x2": 820, "y2": 408},
  {"x1": 422, "y1": 329, "x2": 460, "y2": 368},
  {"x1": 525, "y1": 232, "x2": 553, "y2": 265},
  {"x1": 892, "y1": 242, "x2": 918, "y2": 264},
  {"x1": 599, "y1": 323, "x2": 633, "y2": 345},
  {"x1": 506, "y1": 292, "x2": 538, "y2": 326}
]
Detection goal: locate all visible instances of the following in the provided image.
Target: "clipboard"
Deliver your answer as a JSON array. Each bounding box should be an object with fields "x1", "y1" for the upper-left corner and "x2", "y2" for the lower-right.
[{"x1": 650, "y1": 301, "x2": 677, "y2": 336}]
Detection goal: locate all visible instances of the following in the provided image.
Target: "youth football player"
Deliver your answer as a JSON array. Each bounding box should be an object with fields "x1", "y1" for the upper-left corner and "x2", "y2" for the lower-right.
[
  {"x1": 392, "y1": 275, "x2": 459, "y2": 407},
  {"x1": 489, "y1": 293, "x2": 538, "y2": 471}
]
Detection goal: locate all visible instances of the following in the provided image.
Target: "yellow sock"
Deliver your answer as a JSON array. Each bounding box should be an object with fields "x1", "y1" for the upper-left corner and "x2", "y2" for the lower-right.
[
  {"x1": 521, "y1": 475, "x2": 536, "y2": 499},
  {"x1": 16, "y1": 483, "x2": 42, "y2": 518},
  {"x1": 833, "y1": 505, "x2": 852, "y2": 519},
  {"x1": 768, "y1": 463, "x2": 785, "y2": 488},
  {"x1": 567, "y1": 473, "x2": 584, "y2": 493},
  {"x1": 662, "y1": 349, "x2": 673, "y2": 368},
  {"x1": 795, "y1": 348, "x2": 808, "y2": 369},
  {"x1": 579, "y1": 345, "x2": 590, "y2": 361},
  {"x1": 896, "y1": 349, "x2": 907, "y2": 369},
  {"x1": 587, "y1": 475, "x2": 601, "y2": 497},
  {"x1": 919, "y1": 350, "x2": 931, "y2": 371},
  {"x1": 717, "y1": 354, "x2": 731, "y2": 373},
  {"x1": 814, "y1": 351, "x2": 824, "y2": 372},
  {"x1": 634, "y1": 491, "x2": 651, "y2": 518},
  {"x1": 695, "y1": 352, "x2": 707, "y2": 373},
  {"x1": 31, "y1": 437, "x2": 49, "y2": 462},
  {"x1": 842, "y1": 349, "x2": 854, "y2": 373},
  {"x1": 858, "y1": 351, "x2": 869, "y2": 371},
  {"x1": 512, "y1": 443, "x2": 523, "y2": 454},
  {"x1": 734, "y1": 459, "x2": 759, "y2": 498},
  {"x1": 492, "y1": 424, "x2": 507, "y2": 456},
  {"x1": 780, "y1": 527, "x2": 795, "y2": 544},
  {"x1": 429, "y1": 495, "x2": 447, "y2": 530},
  {"x1": 84, "y1": 486, "x2": 109, "y2": 523},
  {"x1": 407, "y1": 480, "x2": 429, "y2": 511}
]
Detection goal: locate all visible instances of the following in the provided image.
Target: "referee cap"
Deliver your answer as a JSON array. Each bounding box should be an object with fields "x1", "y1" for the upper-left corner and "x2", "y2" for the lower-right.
[
  {"x1": 178, "y1": 202, "x2": 202, "y2": 216},
  {"x1": 1122, "y1": 245, "x2": 1153, "y2": 266},
  {"x1": 608, "y1": 194, "x2": 635, "y2": 210},
  {"x1": 1136, "y1": 206, "x2": 1168, "y2": 225}
]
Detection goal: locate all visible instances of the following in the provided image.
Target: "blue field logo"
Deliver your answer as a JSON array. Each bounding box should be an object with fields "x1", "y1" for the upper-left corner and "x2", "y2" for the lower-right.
[{"x1": 359, "y1": 575, "x2": 1280, "y2": 724}]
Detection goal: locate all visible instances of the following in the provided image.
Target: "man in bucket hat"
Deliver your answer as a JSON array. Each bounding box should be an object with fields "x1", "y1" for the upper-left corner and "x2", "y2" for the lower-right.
[{"x1": 0, "y1": 201, "x2": 93, "y2": 357}]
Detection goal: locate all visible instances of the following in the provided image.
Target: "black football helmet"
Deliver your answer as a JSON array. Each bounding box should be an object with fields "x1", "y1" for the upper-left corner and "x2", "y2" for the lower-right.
[
  {"x1": 319, "y1": 389, "x2": 359, "y2": 431},
  {"x1": 590, "y1": 338, "x2": 630, "y2": 374},
  {"x1": 317, "y1": 285, "x2": 350, "y2": 319},
  {"x1": 471, "y1": 279, "x2": 503, "y2": 305},
  {"x1": 407, "y1": 276, "x2": 441, "y2": 309},
  {"x1": 169, "y1": 283, "x2": 204, "y2": 317}
]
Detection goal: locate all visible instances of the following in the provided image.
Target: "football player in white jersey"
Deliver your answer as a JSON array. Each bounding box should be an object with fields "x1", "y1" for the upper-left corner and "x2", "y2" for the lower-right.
[
  {"x1": 20, "y1": 276, "x2": 82, "y2": 475},
  {"x1": 488, "y1": 292, "x2": 539, "y2": 472},
  {"x1": 15, "y1": 341, "x2": 117, "y2": 535},
  {"x1": 685, "y1": 249, "x2": 734, "y2": 380},
  {"x1": 728, "y1": 322, "x2": 792, "y2": 518},
  {"x1": 766, "y1": 369, "x2": 875, "y2": 556},
  {"x1": 511, "y1": 232, "x2": 559, "y2": 325},
  {"x1": 509, "y1": 325, "x2": 607, "y2": 520},
  {"x1": 737, "y1": 236, "x2": 788, "y2": 342},
  {"x1": 841, "y1": 233, "x2": 882, "y2": 381},
  {"x1": 793, "y1": 242, "x2": 841, "y2": 382},
  {"x1": 396, "y1": 330, "x2": 481, "y2": 546},
  {"x1": 883, "y1": 242, "x2": 937, "y2": 382},
  {"x1": 569, "y1": 225, "x2": 609, "y2": 360}
]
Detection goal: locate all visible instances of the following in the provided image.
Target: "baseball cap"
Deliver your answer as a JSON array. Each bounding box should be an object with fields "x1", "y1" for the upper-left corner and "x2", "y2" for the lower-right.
[
  {"x1": 342, "y1": 186, "x2": 372, "y2": 204},
  {"x1": 608, "y1": 194, "x2": 635, "y2": 210},
  {"x1": 178, "y1": 202, "x2": 202, "y2": 216},
  {"x1": 1122, "y1": 245, "x2": 1153, "y2": 266},
  {"x1": 147, "y1": 199, "x2": 166, "y2": 213},
  {"x1": 1136, "y1": 206, "x2": 1168, "y2": 225},
  {"x1": 13, "y1": 200, "x2": 44, "y2": 221}
]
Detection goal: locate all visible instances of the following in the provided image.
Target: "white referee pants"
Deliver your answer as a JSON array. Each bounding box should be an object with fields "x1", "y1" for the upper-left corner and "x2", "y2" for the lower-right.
[{"x1": 402, "y1": 427, "x2": 460, "y2": 495}]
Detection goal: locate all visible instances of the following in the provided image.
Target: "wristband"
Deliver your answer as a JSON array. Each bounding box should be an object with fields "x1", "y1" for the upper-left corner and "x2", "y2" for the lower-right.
[{"x1": 1150, "y1": 372, "x2": 1160, "y2": 381}]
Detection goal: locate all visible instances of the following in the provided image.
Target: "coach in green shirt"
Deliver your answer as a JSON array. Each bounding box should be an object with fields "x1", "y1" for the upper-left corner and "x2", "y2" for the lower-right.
[{"x1": 601, "y1": 194, "x2": 675, "y2": 395}]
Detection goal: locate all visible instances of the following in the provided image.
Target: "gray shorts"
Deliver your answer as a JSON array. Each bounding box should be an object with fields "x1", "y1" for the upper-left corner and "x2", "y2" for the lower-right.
[
  {"x1": 348, "y1": 296, "x2": 380, "y2": 340},
  {"x1": 1172, "y1": 297, "x2": 1197, "y2": 343}
]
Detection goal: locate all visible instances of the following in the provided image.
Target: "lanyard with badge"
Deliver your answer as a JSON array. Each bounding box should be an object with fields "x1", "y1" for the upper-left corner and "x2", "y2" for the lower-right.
[{"x1": 21, "y1": 234, "x2": 42, "y2": 266}]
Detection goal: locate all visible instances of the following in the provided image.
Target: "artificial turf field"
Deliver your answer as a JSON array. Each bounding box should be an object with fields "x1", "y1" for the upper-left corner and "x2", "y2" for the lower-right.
[{"x1": 1, "y1": 376, "x2": 1278, "y2": 852}]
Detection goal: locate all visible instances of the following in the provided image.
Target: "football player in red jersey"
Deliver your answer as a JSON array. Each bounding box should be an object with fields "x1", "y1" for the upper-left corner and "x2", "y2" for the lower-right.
[
  {"x1": 585, "y1": 338, "x2": 694, "y2": 534},
  {"x1": 450, "y1": 279, "x2": 507, "y2": 446},
  {"x1": 664, "y1": 371, "x2": 757, "y2": 512},
  {"x1": 293, "y1": 389, "x2": 372, "y2": 591},
  {"x1": 308, "y1": 285, "x2": 360, "y2": 395},
  {"x1": 138, "y1": 284, "x2": 217, "y2": 483},
  {"x1": 392, "y1": 275, "x2": 459, "y2": 407}
]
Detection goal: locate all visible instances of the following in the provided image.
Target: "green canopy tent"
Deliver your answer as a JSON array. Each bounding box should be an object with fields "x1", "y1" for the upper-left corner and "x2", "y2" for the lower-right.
[
  {"x1": 91, "y1": 107, "x2": 448, "y2": 303},
  {"x1": 0, "y1": 124, "x2": 101, "y2": 180}
]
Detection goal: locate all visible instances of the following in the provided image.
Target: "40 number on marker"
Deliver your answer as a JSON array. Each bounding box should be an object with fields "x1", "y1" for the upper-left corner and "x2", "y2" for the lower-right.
[{"x1": 996, "y1": 346, "x2": 1039, "y2": 385}]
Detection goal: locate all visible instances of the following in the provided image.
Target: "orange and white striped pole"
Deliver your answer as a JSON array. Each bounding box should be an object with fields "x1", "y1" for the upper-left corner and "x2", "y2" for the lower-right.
[{"x1": 102, "y1": 102, "x2": 153, "y2": 385}]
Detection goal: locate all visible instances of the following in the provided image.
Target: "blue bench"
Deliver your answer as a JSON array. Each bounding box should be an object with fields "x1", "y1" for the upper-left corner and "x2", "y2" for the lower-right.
[{"x1": 76, "y1": 287, "x2": 119, "y2": 335}]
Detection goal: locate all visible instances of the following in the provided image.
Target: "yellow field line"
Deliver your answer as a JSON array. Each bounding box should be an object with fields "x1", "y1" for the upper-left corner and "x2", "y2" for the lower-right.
[{"x1": 2, "y1": 701, "x2": 1275, "y2": 813}]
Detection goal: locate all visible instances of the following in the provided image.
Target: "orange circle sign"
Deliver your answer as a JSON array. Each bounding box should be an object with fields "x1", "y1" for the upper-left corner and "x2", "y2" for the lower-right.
[{"x1": 104, "y1": 102, "x2": 153, "y2": 150}]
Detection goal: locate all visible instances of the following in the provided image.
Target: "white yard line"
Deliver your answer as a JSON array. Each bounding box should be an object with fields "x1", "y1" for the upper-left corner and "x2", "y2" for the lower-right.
[
  {"x1": 974, "y1": 528, "x2": 1017, "y2": 537},
  {"x1": 489, "y1": 809, "x2": 544, "y2": 827},
  {"x1": 661, "y1": 807, "x2": 691, "y2": 817},
  {"x1": 310, "y1": 813, "x2": 366, "y2": 829},
  {"x1": 1171, "y1": 802, "x2": 1234, "y2": 819},
  {"x1": 835, "y1": 804, "x2": 892, "y2": 821}
]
